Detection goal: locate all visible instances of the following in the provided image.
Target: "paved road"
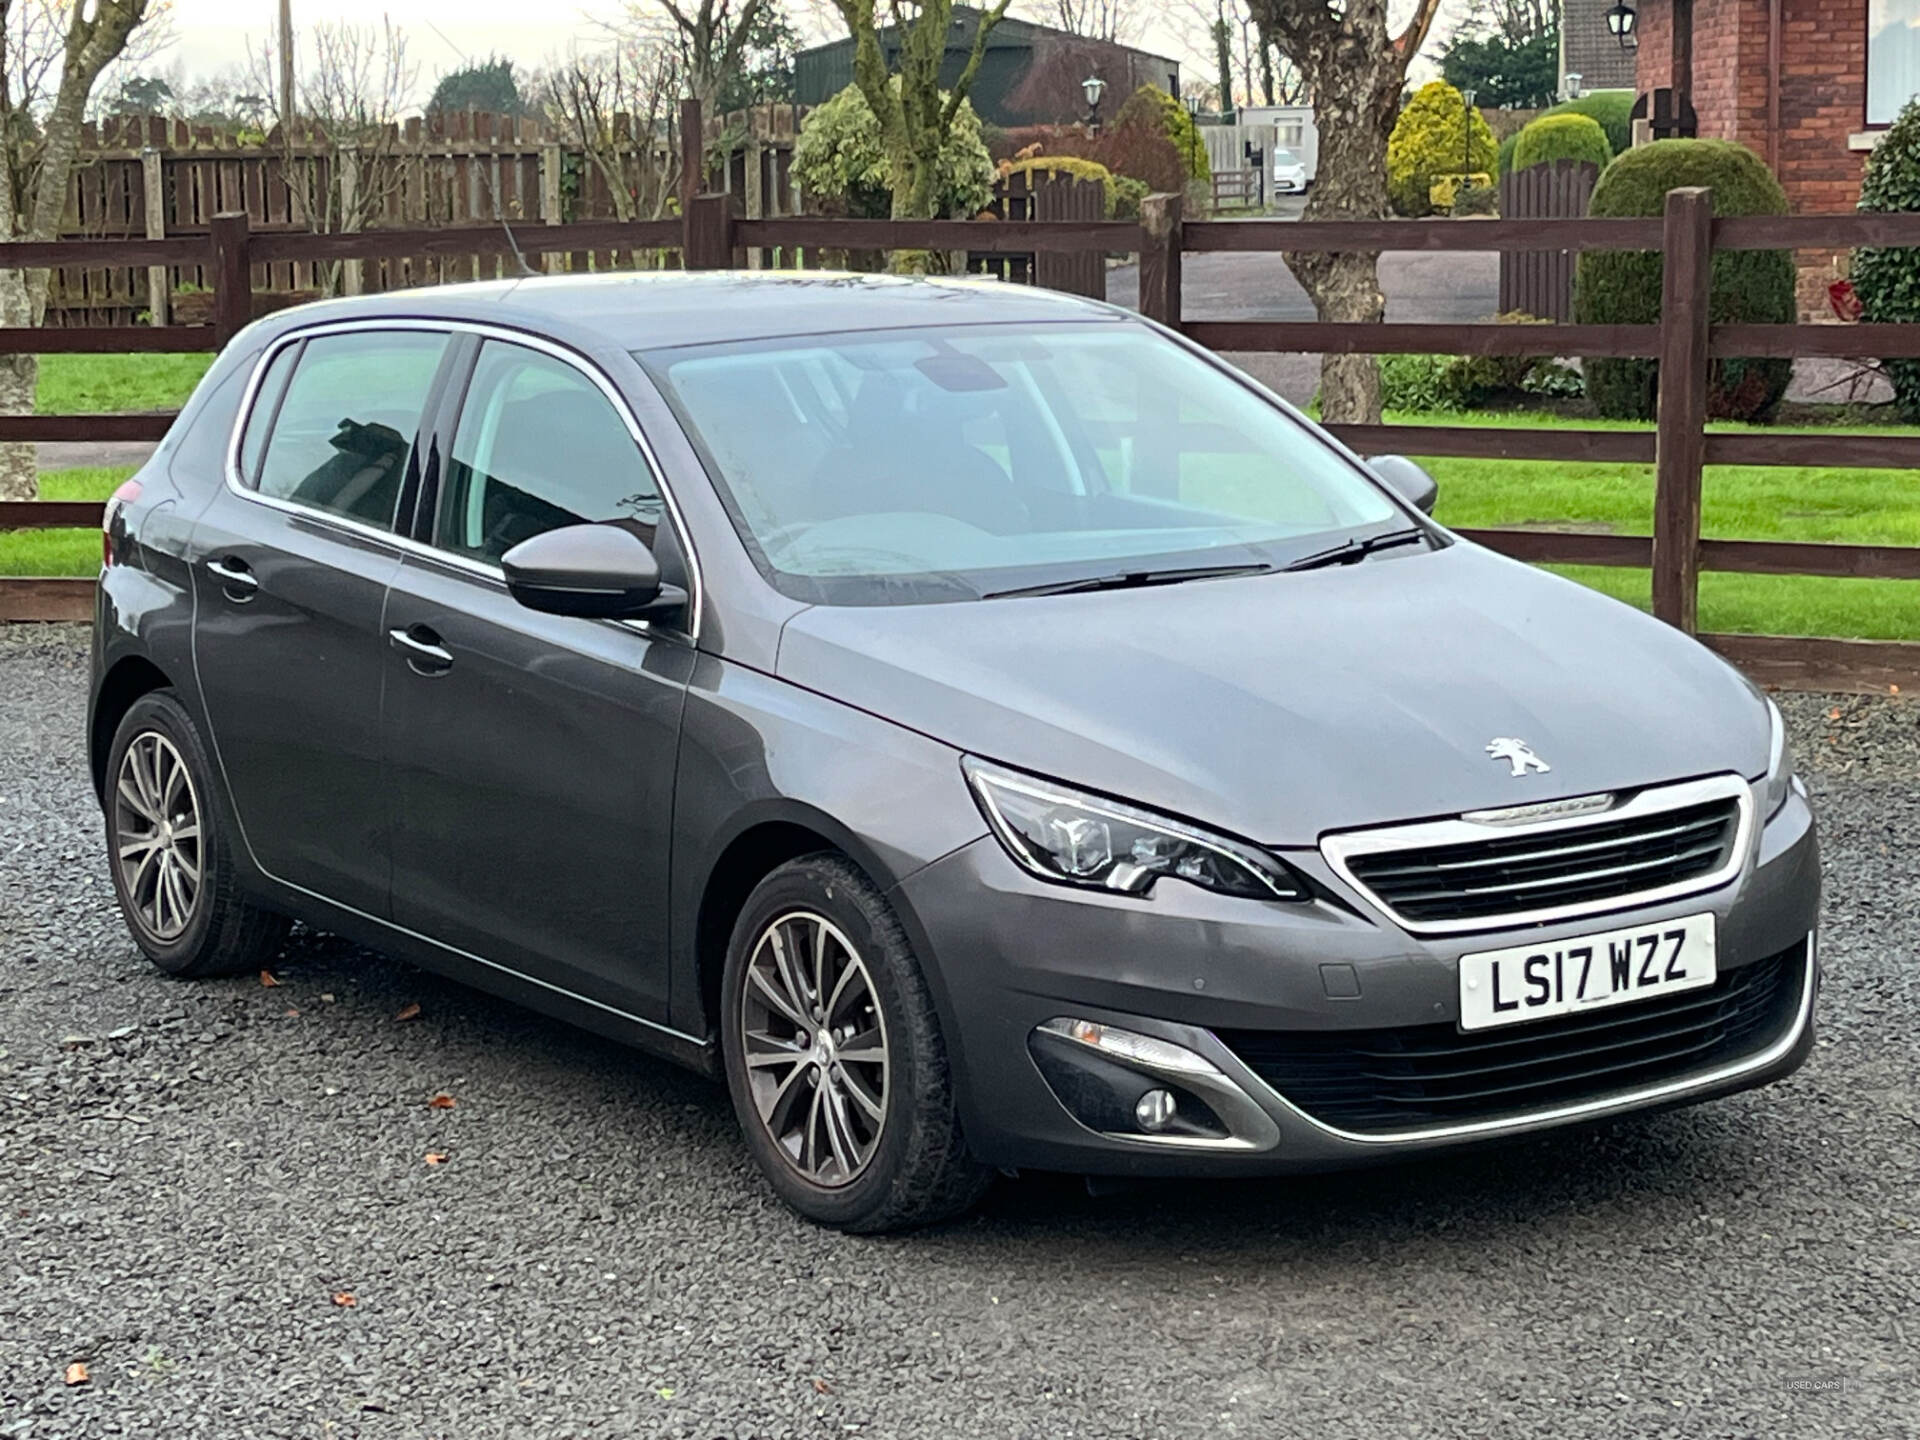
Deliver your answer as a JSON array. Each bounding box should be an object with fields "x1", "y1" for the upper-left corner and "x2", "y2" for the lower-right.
[{"x1": 3, "y1": 624, "x2": 1916, "y2": 1438}]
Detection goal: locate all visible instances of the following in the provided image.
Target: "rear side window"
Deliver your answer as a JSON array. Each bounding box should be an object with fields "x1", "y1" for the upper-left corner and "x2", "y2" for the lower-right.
[
  {"x1": 235, "y1": 342, "x2": 298, "y2": 484},
  {"x1": 434, "y1": 339, "x2": 662, "y2": 564},
  {"x1": 252, "y1": 330, "x2": 448, "y2": 531}
]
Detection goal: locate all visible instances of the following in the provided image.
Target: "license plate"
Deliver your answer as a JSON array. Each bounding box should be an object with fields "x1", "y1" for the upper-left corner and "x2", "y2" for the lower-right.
[{"x1": 1458, "y1": 914, "x2": 1717, "y2": 1032}]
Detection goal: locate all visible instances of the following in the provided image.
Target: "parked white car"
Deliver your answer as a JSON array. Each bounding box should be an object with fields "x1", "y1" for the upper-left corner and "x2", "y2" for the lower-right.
[{"x1": 1273, "y1": 147, "x2": 1309, "y2": 194}]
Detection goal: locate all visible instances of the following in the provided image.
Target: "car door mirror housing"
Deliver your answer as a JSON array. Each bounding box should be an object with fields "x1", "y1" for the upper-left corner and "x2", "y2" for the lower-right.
[
  {"x1": 501, "y1": 523, "x2": 681, "y2": 620},
  {"x1": 1368, "y1": 454, "x2": 1439, "y2": 515}
]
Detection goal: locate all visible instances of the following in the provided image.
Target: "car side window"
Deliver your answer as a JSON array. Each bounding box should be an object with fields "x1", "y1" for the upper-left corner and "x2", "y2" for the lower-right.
[
  {"x1": 253, "y1": 330, "x2": 449, "y2": 531},
  {"x1": 435, "y1": 340, "x2": 662, "y2": 565},
  {"x1": 235, "y1": 342, "x2": 298, "y2": 485}
]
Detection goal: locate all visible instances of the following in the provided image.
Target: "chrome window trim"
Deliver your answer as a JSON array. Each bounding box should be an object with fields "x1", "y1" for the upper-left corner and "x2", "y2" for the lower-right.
[
  {"x1": 1227, "y1": 931, "x2": 1815, "y2": 1147},
  {"x1": 1319, "y1": 773, "x2": 1756, "y2": 936},
  {"x1": 221, "y1": 316, "x2": 706, "y2": 646}
]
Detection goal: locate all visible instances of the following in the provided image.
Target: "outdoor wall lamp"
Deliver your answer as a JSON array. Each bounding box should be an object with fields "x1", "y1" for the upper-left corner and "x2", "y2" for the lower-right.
[
  {"x1": 1083, "y1": 73, "x2": 1107, "y2": 129},
  {"x1": 1605, "y1": 1, "x2": 1639, "y2": 50}
]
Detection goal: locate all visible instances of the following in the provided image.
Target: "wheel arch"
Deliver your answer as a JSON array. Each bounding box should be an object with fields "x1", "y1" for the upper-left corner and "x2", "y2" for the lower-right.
[{"x1": 90, "y1": 654, "x2": 175, "y2": 801}]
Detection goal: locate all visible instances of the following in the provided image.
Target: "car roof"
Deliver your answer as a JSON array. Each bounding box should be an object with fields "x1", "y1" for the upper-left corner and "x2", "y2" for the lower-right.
[{"x1": 249, "y1": 270, "x2": 1128, "y2": 354}]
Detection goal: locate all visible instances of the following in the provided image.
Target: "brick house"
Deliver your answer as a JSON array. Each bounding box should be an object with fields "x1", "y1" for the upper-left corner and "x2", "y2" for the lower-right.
[{"x1": 1627, "y1": 0, "x2": 1917, "y2": 308}]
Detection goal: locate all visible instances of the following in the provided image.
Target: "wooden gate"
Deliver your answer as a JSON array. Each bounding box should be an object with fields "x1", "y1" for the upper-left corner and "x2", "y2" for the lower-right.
[
  {"x1": 1497, "y1": 160, "x2": 1599, "y2": 321},
  {"x1": 969, "y1": 167, "x2": 1106, "y2": 298}
]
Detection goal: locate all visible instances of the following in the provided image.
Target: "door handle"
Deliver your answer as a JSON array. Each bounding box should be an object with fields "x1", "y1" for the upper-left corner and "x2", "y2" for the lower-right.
[
  {"x1": 206, "y1": 556, "x2": 258, "y2": 599},
  {"x1": 388, "y1": 624, "x2": 454, "y2": 675}
]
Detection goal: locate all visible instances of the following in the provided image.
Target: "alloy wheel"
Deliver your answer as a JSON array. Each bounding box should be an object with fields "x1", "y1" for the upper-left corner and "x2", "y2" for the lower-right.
[
  {"x1": 113, "y1": 731, "x2": 203, "y2": 942},
  {"x1": 738, "y1": 910, "x2": 890, "y2": 1187}
]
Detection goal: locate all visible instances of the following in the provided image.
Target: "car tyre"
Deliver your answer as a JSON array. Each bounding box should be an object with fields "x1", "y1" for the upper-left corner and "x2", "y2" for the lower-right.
[
  {"x1": 721, "y1": 854, "x2": 990, "y2": 1232},
  {"x1": 104, "y1": 691, "x2": 289, "y2": 979}
]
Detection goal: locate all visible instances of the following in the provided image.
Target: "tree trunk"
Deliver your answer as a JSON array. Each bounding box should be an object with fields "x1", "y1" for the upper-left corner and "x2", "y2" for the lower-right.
[
  {"x1": 0, "y1": 269, "x2": 42, "y2": 501},
  {"x1": 1283, "y1": 45, "x2": 1401, "y2": 425}
]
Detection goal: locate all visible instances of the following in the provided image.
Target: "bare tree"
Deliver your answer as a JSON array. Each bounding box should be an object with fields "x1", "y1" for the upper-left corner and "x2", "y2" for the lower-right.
[
  {"x1": 829, "y1": 0, "x2": 1011, "y2": 225},
  {"x1": 1250, "y1": 0, "x2": 1446, "y2": 423},
  {"x1": 1026, "y1": 0, "x2": 1138, "y2": 43},
  {"x1": 0, "y1": 0, "x2": 155, "y2": 501},
  {"x1": 535, "y1": 40, "x2": 685, "y2": 226},
  {"x1": 619, "y1": 0, "x2": 770, "y2": 113},
  {"x1": 1173, "y1": 0, "x2": 1306, "y2": 110},
  {"x1": 248, "y1": 18, "x2": 416, "y2": 291}
]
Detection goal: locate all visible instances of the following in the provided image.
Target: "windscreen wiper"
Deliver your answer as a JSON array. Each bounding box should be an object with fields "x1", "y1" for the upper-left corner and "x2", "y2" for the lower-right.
[
  {"x1": 982, "y1": 562, "x2": 1275, "y2": 601},
  {"x1": 1283, "y1": 527, "x2": 1431, "y2": 573}
]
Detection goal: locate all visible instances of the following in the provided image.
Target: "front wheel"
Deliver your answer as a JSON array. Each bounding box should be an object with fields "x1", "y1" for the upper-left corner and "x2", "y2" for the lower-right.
[
  {"x1": 104, "y1": 691, "x2": 289, "y2": 978},
  {"x1": 720, "y1": 855, "x2": 989, "y2": 1232}
]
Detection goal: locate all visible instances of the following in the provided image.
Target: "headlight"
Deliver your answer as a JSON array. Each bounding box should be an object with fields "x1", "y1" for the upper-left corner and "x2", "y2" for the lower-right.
[
  {"x1": 963, "y1": 758, "x2": 1306, "y2": 900},
  {"x1": 1755, "y1": 698, "x2": 1801, "y2": 820}
]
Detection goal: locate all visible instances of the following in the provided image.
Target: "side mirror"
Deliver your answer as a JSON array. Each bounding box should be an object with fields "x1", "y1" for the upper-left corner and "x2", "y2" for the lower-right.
[
  {"x1": 501, "y1": 523, "x2": 683, "y2": 620},
  {"x1": 1369, "y1": 454, "x2": 1438, "y2": 515}
]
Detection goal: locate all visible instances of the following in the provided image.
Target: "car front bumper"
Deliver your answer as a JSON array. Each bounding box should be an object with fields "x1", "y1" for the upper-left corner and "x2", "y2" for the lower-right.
[{"x1": 893, "y1": 785, "x2": 1820, "y2": 1176}]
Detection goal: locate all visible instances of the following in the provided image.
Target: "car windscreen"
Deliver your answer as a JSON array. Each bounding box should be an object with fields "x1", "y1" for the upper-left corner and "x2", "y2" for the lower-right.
[
  {"x1": 1273, "y1": 149, "x2": 1300, "y2": 165},
  {"x1": 639, "y1": 321, "x2": 1402, "y2": 606}
]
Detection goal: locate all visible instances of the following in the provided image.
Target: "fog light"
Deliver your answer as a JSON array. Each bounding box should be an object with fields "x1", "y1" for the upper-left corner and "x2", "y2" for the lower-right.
[{"x1": 1134, "y1": 1088, "x2": 1177, "y2": 1131}]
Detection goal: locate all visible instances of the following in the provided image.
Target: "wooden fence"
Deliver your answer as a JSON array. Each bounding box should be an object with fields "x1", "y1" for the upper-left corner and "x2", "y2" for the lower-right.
[
  {"x1": 4, "y1": 190, "x2": 1920, "y2": 693},
  {"x1": 1498, "y1": 159, "x2": 1599, "y2": 322}
]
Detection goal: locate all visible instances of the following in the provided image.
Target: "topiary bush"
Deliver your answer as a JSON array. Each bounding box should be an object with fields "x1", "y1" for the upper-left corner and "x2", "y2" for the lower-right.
[
  {"x1": 1511, "y1": 112, "x2": 1613, "y2": 173},
  {"x1": 1544, "y1": 89, "x2": 1635, "y2": 157},
  {"x1": 1574, "y1": 139, "x2": 1796, "y2": 421},
  {"x1": 1497, "y1": 130, "x2": 1521, "y2": 177},
  {"x1": 792, "y1": 82, "x2": 996, "y2": 219},
  {"x1": 1113, "y1": 84, "x2": 1209, "y2": 182},
  {"x1": 1850, "y1": 95, "x2": 1920, "y2": 420},
  {"x1": 1388, "y1": 81, "x2": 1497, "y2": 217}
]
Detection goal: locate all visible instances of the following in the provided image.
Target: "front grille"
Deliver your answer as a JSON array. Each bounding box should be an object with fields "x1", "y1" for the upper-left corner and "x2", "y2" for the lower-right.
[
  {"x1": 1336, "y1": 793, "x2": 1744, "y2": 927},
  {"x1": 1216, "y1": 942, "x2": 1805, "y2": 1135}
]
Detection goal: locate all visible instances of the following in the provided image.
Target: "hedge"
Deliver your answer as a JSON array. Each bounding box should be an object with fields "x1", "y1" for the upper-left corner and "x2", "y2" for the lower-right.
[
  {"x1": 1511, "y1": 112, "x2": 1613, "y2": 173},
  {"x1": 1387, "y1": 81, "x2": 1497, "y2": 218},
  {"x1": 1574, "y1": 139, "x2": 1796, "y2": 421},
  {"x1": 1851, "y1": 95, "x2": 1920, "y2": 421}
]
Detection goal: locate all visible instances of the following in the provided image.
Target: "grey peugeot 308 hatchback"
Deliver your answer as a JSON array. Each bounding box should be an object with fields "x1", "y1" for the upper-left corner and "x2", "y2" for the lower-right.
[{"x1": 90, "y1": 273, "x2": 1819, "y2": 1231}]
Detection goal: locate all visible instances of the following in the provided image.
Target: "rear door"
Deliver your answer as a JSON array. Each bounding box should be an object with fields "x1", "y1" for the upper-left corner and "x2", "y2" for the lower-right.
[
  {"x1": 380, "y1": 336, "x2": 696, "y2": 1021},
  {"x1": 190, "y1": 326, "x2": 455, "y2": 915}
]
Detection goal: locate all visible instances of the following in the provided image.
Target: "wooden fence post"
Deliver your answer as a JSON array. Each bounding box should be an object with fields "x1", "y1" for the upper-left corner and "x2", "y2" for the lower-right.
[
  {"x1": 680, "y1": 98, "x2": 704, "y2": 216},
  {"x1": 339, "y1": 146, "x2": 364, "y2": 297},
  {"x1": 140, "y1": 146, "x2": 168, "y2": 327},
  {"x1": 1138, "y1": 192, "x2": 1183, "y2": 328},
  {"x1": 209, "y1": 211, "x2": 252, "y2": 349},
  {"x1": 1651, "y1": 186, "x2": 1714, "y2": 634},
  {"x1": 539, "y1": 142, "x2": 564, "y2": 274},
  {"x1": 683, "y1": 193, "x2": 732, "y2": 271}
]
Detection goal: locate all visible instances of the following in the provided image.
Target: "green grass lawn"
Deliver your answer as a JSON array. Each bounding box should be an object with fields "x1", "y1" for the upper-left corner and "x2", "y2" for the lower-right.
[
  {"x1": 36, "y1": 352, "x2": 211, "y2": 415},
  {"x1": 1396, "y1": 410, "x2": 1920, "y2": 641},
  {"x1": 0, "y1": 466, "x2": 134, "y2": 577}
]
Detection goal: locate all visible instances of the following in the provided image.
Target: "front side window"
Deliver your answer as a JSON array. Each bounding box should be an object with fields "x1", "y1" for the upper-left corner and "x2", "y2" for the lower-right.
[
  {"x1": 435, "y1": 340, "x2": 663, "y2": 564},
  {"x1": 643, "y1": 321, "x2": 1402, "y2": 606},
  {"x1": 253, "y1": 330, "x2": 448, "y2": 531}
]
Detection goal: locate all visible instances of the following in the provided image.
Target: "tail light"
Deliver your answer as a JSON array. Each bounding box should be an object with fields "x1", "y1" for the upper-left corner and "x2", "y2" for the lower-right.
[{"x1": 102, "y1": 478, "x2": 142, "y2": 567}]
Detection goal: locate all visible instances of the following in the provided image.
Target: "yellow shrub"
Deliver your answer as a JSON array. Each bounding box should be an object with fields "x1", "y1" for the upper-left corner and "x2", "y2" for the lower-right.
[
  {"x1": 1388, "y1": 81, "x2": 1497, "y2": 217},
  {"x1": 1428, "y1": 172, "x2": 1494, "y2": 213}
]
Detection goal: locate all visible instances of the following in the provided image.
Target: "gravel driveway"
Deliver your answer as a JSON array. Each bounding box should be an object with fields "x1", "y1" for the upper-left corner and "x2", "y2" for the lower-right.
[{"x1": 3, "y1": 624, "x2": 1916, "y2": 1439}]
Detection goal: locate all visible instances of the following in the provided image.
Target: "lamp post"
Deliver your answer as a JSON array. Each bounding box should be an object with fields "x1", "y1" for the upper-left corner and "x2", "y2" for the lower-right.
[
  {"x1": 1183, "y1": 93, "x2": 1201, "y2": 182},
  {"x1": 1461, "y1": 86, "x2": 1477, "y2": 180},
  {"x1": 1604, "y1": 0, "x2": 1639, "y2": 50},
  {"x1": 1082, "y1": 73, "x2": 1107, "y2": 132}
]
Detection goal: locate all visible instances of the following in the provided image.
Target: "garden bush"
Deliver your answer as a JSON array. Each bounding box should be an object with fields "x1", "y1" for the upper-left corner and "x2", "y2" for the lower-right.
[
  {"x1": 1574, "y1": 139, "x2": 1795, "y2": 421},
  {"x1": 793, "y1": 82, "x2": 996, "y2": 219},
  {"x1": 1430, "y1": 172, "x2": 1494, "y2": 213},
  {"x1": 1380, "y1": 316, "x2": 1582, "y2": 412},
  {"x1": 1850, "y1": 95, "x2": 1920, "y2": 421},
  {"x1": 1544, "y1": 89, "x2": 1634, "y2": 157},
  {"x1": 1451, "y1": 178, "x2": 1500, "y2": 216},
  {"x1": 1511, "y1": 112, "x2": 1613, "y2": 173},
  {"x1": 1388, "y1": 81, "x2": 1497, "y2": 217},
  {"x1": 1113, "y1": 84, "x2": 1209, "y2": 182},
  {"x1": 1497, "y1": 130, "x2": 1521, "y2": 177}
]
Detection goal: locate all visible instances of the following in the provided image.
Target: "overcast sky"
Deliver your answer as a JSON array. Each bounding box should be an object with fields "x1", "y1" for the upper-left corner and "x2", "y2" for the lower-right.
[{"x1": 150, "y1": 1, "x2": 1455, "y2": 103}]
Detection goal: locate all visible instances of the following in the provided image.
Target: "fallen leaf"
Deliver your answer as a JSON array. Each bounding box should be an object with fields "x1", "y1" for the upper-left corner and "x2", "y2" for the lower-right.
[
  {"x1": 1828, "y1": 707, "x2": 1842, "y2": 721},
  {"x1": 427, "y1": 1094, "x2": 456, "y2": 1110},
  {"x1": 331, "y1": 1291, "x2": 357, "y2": 1308},
  {"x1": 259, "y1": 970, "x2": 280, "y2": 987},
  {"x1": 1892, "y1": 684, "x2": 1902, "y2": 696},
  {"x1": 811, "y1": 1378, "x2": 832, "y2": 1395},
  {"x1": 655, "y1": 1387, "x2": 675, "y2": 1401},
  {"x1": 395, "y1": 1003, "x2": 421, "y2": 1022},
  {"x1": 283, "y1": 1007, "x2": 301, "y2": 1018},
  {"x1": 425, "y1": 1152, "x2": 449, "y2": 1166},
  {"x1": 63, "y1": 1362, "x2": 88, "y2": 1386}
]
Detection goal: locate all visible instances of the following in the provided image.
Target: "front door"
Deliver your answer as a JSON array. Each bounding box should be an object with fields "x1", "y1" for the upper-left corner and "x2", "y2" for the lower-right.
[
  {"x1": 381, "y1": 338, "x2": 695, "y2": 1021},
  {"x1": 190, "y1": 327, "x2": 454, "y2": 914}
]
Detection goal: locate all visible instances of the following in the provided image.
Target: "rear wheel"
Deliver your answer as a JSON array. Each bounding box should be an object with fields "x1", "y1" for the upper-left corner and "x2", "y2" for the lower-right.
[
  {"x1": 105, "y1": 691, "x2": 288, "y2": 978},
  {"x1": 720, "y1": 855, "x2": 989, "y2": 1232}
]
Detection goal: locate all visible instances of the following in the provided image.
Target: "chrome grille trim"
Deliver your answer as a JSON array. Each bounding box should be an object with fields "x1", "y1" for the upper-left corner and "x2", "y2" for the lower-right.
[{"x1": 1320, "y1": 774, "x2": 1756, "y2": 935}]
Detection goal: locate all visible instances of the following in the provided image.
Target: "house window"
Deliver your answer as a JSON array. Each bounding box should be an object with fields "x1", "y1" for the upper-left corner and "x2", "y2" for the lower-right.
[{"x1": 1869, "y1": 0, "x2": 1920, "y2": 126}]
